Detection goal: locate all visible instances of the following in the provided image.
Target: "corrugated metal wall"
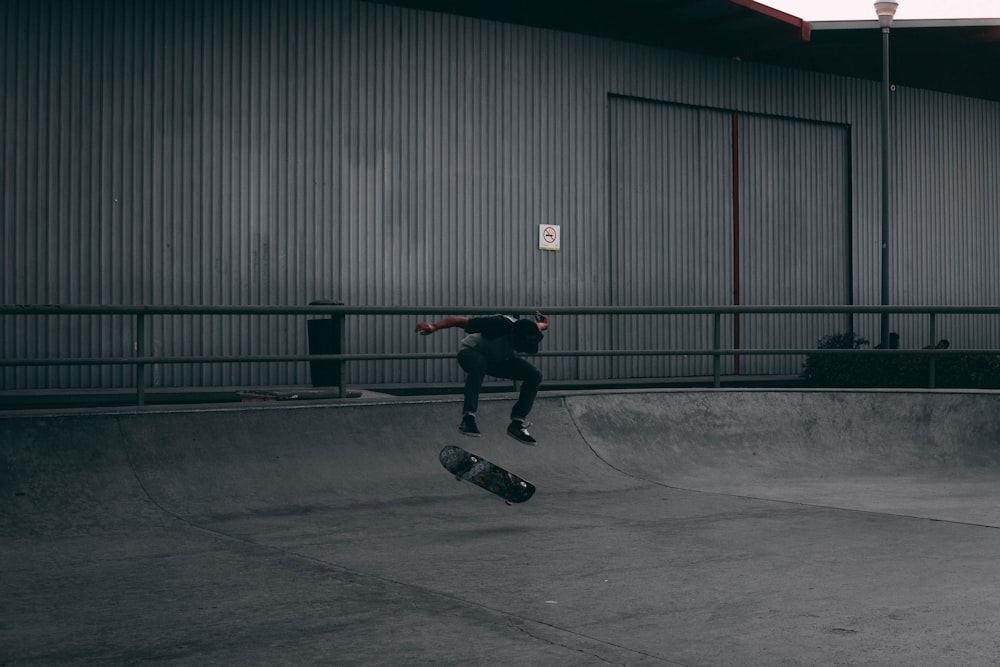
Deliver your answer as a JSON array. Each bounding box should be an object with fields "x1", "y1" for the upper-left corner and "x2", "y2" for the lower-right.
[
  {"x1": 887, "y1": 88, "x2": 1000, "y2": 351},
  {"x1": 3, "y1": 0, "x2": 1000, "y2": 389}
]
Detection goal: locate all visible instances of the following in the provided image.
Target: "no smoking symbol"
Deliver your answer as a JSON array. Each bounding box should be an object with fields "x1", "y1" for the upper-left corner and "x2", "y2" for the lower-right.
[{"x1": 539, "y1": 224, "x2": 561, "y2": 251}]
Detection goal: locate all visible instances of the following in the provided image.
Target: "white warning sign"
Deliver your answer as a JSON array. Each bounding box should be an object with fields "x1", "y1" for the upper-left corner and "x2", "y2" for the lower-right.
[{"x1": 539, "y1": 224, "x2": 561, "y2": 251}]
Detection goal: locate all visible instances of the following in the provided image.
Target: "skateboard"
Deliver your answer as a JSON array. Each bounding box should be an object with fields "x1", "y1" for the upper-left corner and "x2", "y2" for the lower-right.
[{"x1": 439, "y1": 445, "x2": 536, "y2": 505}]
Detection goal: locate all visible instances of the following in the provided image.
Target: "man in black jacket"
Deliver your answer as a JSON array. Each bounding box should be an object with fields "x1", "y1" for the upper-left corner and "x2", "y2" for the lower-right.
[{"x1": 415, "y1": 311, "x2": 548, "y2": 444}]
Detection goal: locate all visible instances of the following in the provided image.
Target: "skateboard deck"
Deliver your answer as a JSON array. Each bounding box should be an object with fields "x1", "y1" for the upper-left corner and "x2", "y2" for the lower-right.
[{"x1": 439, "y1": 445, "x2": 536, "y2": 504}]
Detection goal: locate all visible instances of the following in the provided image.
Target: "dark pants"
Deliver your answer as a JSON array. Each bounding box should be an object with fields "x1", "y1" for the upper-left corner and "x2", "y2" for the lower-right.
[{"x1": 457, "y1": 347, "x2": 542, "y2": 421}]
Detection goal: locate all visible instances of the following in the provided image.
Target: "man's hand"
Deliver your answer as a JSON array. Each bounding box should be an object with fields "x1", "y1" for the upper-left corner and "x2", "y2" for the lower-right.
[
  {"x1": 415, "y1": 322, "x2": 436, "y2": 336},
  {"x1": 534, "y1": 311, "x2": 549, "y2": 331}
]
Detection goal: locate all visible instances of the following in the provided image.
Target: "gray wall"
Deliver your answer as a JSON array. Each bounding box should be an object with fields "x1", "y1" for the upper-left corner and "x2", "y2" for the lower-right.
[{"x1": 3, "y1": 0, "x2": 999, "y2": 389}]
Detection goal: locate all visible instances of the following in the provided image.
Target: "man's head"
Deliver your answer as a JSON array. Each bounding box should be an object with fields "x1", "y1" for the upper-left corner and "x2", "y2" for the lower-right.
[{"x1": 510, "y1": 318, "x2": 543, "y2": 354}]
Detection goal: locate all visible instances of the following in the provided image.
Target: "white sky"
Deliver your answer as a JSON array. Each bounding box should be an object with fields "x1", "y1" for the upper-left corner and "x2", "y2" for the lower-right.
[{"x1": 758, "y1": 0, "x2": 1000, "y2": 21}]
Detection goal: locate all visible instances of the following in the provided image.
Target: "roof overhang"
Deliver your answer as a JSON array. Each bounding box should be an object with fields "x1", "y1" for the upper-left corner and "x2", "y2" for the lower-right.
[{"x1": 365, "y1": 0, "x2": 1000, "y2": 102}]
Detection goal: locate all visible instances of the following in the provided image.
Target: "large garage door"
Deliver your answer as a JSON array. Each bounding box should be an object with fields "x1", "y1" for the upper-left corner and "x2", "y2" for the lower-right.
[
  {"x1": 609, "y1": 96, "x2": 733, "y2": 378},
  {"x1": 609, "y1": 95, "x2": 851, "y2": 379}
]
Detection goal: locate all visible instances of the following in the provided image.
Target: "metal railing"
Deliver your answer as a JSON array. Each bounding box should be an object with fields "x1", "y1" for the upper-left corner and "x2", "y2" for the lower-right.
[{"x1": 3, "y1": 304, "x2": 1000, "y2": 406}]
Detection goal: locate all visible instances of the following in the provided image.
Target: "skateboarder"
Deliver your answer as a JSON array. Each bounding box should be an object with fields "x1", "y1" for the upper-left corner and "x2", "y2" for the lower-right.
[{"x1": 415, "y1": 311, "x2": 549, "y2": 444}]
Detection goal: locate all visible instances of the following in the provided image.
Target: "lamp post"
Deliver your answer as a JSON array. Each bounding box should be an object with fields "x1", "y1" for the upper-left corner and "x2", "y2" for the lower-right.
[{"x1": 875, "y1": 1, "x2": 898, "y2": 349}]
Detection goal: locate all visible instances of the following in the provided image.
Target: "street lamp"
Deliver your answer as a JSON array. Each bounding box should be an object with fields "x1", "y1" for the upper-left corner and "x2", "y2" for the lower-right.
[{"x1": 875, "y1": 1, "x2": 898, "y2": 349}]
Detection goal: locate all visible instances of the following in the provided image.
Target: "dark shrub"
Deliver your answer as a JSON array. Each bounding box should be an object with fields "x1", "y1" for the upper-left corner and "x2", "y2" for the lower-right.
[
  {"x1": 803, "y1": 332, "x2": 1000, "y2": 388},
  {"x1": 801, "y1": 332, "x2": 871, "y2": 386}
]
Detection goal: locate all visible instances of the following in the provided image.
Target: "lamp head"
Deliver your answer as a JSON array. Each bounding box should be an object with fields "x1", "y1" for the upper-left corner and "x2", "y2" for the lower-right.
[{"x1": 874, "y1": 1, "x2": 899, "y2": 29}]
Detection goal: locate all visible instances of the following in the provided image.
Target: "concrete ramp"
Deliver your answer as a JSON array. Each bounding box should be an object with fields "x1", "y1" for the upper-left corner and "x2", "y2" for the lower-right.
[
  {"x1": 5, "y1": 390, "x2": 1000, "y2": 665},
  {"x1": 566, "y1": 390, "x2": 1000, "y2": 525},
  {"x1": 1, "y1": 396, "x2": 646, "y2": 532}
]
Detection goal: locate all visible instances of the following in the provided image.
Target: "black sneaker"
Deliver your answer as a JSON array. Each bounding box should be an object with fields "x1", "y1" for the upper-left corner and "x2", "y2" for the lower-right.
[
  {"x1": 459, "y1": 414, "x2": 481, "y2": 437},
  {"x1": 506, "y1": 420, "x2": 536, "y2": 445}
]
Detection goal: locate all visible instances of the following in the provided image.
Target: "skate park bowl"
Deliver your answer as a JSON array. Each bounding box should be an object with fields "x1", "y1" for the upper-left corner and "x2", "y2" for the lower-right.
[{"x1": 3, "y1": 389, "x2": 1000, "y2": 665}]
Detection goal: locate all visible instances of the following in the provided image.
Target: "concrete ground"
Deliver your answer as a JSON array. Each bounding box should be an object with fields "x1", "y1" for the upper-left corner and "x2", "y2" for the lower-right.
[{"x1": 3, "y1": 389, "x2": 1000, "y2": 666}]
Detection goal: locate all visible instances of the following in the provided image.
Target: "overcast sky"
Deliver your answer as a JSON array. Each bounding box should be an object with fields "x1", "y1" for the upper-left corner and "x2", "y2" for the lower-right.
[{"x1": 759, "y1": 0, "x2": 1000, "y2": 21}]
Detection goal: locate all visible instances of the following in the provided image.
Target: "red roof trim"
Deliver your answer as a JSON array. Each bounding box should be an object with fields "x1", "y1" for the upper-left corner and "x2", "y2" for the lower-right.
[{"x1": 729, "y1": 0, "x2": 812, "y2": 40}]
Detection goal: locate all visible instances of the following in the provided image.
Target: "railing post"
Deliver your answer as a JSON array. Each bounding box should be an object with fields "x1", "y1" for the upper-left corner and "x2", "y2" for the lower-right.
[
  {"x1": 136, "y1": 313, "x2": 146, "y2": 406},
  {"x1": 928, "y1": 312, "x2": 937, "y2": 389},
  {"x1": 338, "y1": 312, "x2": 347, "y2": 399},
  {"x1": 713, "y1": 312, "x2": 721, "y2": 388}
]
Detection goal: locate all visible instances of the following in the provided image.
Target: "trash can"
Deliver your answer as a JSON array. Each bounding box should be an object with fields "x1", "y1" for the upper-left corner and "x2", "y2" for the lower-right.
[{"x1": 307, "y1": 300, "x2": 344, "y2": 389}]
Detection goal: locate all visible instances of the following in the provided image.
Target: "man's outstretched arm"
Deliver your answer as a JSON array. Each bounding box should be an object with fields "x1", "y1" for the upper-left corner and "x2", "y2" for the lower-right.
[{"x1": 415, "y1": 316, "x2": 470, "y2": 336}]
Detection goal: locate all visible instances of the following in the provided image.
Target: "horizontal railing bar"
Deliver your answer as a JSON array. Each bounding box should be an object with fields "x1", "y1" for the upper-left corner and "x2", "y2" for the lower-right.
[
  {"x1": 5, "y1": 304, "x2": 1000, "y2": 316},
  {"x1": 1, "y1": 348, "x2": 991, "y2": 367},
  {"x1": 0, "y1": 354, "x2": 454, "y2": 366}
]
